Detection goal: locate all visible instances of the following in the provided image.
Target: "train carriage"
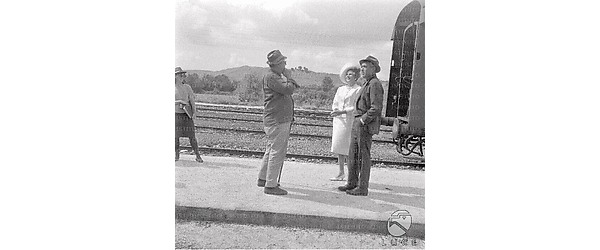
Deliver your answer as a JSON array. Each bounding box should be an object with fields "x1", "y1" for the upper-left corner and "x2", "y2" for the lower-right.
[{"x1": 381, "y1": 0, "x2": 425, "y2": 158}]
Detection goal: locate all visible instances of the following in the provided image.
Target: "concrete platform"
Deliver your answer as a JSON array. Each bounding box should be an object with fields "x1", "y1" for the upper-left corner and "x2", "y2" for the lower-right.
[{"x1": 175, "y1": 155, "x2": 425, "y2": 239}]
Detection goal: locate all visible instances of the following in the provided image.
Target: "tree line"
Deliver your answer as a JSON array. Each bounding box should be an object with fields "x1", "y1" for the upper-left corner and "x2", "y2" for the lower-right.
[
  {"x1": 184, "y1": 73, "x2": 338, "y2": 109},
  {"x1": 184, "y1": 73, "x2": 238, "y2": 93},
  {"x1": 184, "y1": 73, "x2": 335, "y2": 93}
]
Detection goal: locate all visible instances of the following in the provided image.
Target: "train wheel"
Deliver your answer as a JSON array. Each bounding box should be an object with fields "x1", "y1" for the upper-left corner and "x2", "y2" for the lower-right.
[{"x1": 398, "y1": 135, "x2": 425, "y2": 157}]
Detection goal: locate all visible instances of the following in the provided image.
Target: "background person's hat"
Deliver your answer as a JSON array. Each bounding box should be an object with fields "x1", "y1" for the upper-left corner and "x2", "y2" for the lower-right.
[
  {"x1": 175, "y1": 67, "x2": 187, "y2": 75},
  {"x1": 339, "y1": 62, "x2": 360, "y2": 84},
  {"x1": 266, "y1": 50, "x2": 287, "y2": 66},
  {"x1": 359, "y1": 55, "x2": 381, "y2": 73}
]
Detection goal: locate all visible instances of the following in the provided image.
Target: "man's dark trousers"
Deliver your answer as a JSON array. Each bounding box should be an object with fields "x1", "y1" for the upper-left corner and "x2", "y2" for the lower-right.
[{"x1": 347, "y1": 117, "x2": 373, "y2": 191}]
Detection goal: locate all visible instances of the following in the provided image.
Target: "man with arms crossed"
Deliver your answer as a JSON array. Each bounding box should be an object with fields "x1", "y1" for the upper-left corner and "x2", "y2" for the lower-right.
[{"x1": 257, "y1": 50, "x2": 300, "y2": 195}]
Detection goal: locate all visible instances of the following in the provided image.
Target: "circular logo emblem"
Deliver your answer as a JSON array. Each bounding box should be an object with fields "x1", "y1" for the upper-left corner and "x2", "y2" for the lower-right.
[{"x1": 387, "y1": 210, "x2": 412, "y2": 237}]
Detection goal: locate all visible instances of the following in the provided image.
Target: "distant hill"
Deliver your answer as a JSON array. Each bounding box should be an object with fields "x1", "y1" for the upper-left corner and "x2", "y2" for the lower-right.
[
  {"x1": 187, "y1": 65, "x2": 392, "y2": 89},
  {"x1": 187, "y1": 66, "x2": 268, "y2": 84}
]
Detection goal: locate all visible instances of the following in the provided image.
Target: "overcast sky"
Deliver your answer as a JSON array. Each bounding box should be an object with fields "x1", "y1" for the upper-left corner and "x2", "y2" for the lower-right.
[{"x1": 175, "y1": 0, "x2": 413, "y2": 80}]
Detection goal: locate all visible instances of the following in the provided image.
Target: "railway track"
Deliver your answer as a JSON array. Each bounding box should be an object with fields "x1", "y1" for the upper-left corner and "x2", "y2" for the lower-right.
[
  {"x1": 194, "y1": 114, "x2": 394, "y2": 132},
  {"x1": 180, "y1": 146, "x2": 424, "y2": 168},
  {"x1": 194, "y1": 125, "x2": 396, "y2": 144},
  {"x1": 195, "y1": 102, "x2": 394, "y2": 132},
  {"x1": 196, "y1": 107, "x2": 330, "y2": 120},
  {"x1": 195, "y1": 115, "x2": 332, "y2": 128},
  {"x1": 187, "y1": 102, "x2": 424, "y2": 165}
]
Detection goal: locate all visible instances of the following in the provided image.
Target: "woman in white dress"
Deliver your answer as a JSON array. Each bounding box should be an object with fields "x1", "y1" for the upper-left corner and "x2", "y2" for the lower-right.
[{"x1": 329, "y1": 63, "x2": 362, "y2": 181}]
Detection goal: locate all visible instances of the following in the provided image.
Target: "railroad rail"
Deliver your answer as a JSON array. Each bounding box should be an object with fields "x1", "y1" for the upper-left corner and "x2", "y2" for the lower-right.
[
  {"x1": 195, "y1": 115, "x2": 331, "y2": 128},
  {"x1": 195, "y1": 102, "x2": 394, "y2": 132},
  {"x1": 196, "y1": 107, "x2": 331, "y2": 120},
  {"x1": 195, "y1": 102, "x2": 398, "y2": 127},
  {"x1": 194, "y1": 114, "x2": 394, "y2": 132},
  {"x1": 194, "y1": 125, "x2": 396, "y2": 144},
  {"x1": 196, "y1": 102, "x2": 330, "y2": 115},
  {"x1": 196, "y1": 102, "x2": 331, "y2": 120},
  {"x1": 180, "y1": 146, "x2": 424, "y2": 168}
]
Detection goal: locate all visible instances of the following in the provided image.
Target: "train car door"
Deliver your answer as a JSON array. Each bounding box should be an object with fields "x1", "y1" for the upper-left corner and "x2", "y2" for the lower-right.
[
  {"x1": 406, "y1": 22, "x2": 424, "y2": 136},
  {"x1": 385, "y1": 0, "x2": 422, "y2": 118}
]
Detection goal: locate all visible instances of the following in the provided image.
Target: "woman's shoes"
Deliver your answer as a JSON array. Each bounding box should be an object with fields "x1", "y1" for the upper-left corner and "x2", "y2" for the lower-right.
[
  {"x1": 330, "y1": 174, "x2": 345, "y2": 181},
  {"x1": 173, "y1": 152, "x2": 202, "y2": 162}
]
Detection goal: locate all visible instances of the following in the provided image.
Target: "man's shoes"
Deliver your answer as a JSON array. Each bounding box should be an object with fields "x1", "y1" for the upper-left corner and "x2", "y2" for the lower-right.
[
  {"x1": 257, "y1": 179, "x2": 279, "y2": 187},
  {"x1": 195, "y1": 156, "x2": 204, "y2": 163},
  {"x1": 338, "y1": 185, "x2": 357, "y2": 192},
  {"x1": 264, "y1": 186, "x2": 288, "y2": 195},
  {"x1": 346, "y1": 187, "x2": 368, "y2": 196}
]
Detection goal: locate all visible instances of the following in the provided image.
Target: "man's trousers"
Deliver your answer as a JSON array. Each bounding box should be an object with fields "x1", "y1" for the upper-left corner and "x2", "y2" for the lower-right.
[
  {"x1": 347, "y1": 117, "x2": 373, "y2": 190},
  {"x1": 258, "y1": 122, "x2": 291, "y2": 188}
]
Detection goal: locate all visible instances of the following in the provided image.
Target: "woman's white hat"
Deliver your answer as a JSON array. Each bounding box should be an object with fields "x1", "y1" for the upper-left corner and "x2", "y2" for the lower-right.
[{"x1": 339, "y1": 62, "x2": 360, "y2": 84}]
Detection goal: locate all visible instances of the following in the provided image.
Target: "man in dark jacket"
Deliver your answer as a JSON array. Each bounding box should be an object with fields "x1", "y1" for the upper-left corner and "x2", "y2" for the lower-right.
[{"x1": 338, "y1": 55, "x2": 384, "y2": 196}]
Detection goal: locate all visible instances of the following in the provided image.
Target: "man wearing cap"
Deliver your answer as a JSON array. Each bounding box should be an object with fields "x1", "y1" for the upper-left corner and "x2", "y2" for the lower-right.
[
  {"x1": 257, "y1": 50, "x2": 300, "y2": 195},
  {"x1": 338, "y1": 55, "x2": 384, "y2": 196}
]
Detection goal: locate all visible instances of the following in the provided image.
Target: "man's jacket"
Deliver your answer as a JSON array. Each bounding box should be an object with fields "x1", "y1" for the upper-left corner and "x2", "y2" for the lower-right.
[
  {"x1": 353, "y1": 75, "x2": 384, "y2": 135},
  {"x1": 262, "y1": 69, "x2": 299, "y2": 127}
]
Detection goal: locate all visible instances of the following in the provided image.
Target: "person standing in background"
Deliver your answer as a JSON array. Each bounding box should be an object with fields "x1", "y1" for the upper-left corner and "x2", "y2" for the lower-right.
[{"x1": 175, "y1": 67, "x2": 203, "y2": 163}]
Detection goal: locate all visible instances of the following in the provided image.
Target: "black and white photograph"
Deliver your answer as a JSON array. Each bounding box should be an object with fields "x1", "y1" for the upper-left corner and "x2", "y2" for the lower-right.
[{"x1": 174, "y1": 0, "x2": 425, "y2": 248}]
